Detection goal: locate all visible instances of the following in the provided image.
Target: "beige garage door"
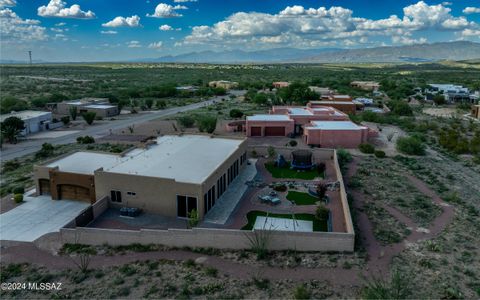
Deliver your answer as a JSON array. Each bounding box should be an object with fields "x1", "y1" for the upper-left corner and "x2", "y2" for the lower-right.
[{"x1": 58, "y1": 185, "x2": 91, "y2": 202}]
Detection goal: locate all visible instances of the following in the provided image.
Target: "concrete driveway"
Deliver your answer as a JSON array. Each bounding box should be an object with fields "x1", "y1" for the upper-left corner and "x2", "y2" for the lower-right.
[{"x1": 0, "y1": 193, "x2": 89, "y2": 242}]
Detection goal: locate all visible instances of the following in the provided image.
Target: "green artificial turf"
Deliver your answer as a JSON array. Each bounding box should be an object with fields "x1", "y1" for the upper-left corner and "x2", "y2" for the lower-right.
[
  {"x1": 286, "y1": 191, "x2": 319, "y2": 205},
  {"x1": 241, "y1": 210, "x2": 328, "y2": 232},
  {"x1": 264, "y1": 162, "x2": 323, "y2": 180}
]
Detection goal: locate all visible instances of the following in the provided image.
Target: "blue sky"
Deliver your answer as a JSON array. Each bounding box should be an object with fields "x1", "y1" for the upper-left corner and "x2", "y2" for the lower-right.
[{"x1": 1, "y1": 0, "x2": 479, "y2": 62}]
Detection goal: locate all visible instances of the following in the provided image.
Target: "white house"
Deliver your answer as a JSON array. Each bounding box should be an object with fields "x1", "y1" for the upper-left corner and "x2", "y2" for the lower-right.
[{"x1": 0, "y1": 110, "x2": 53, "y2": 136}]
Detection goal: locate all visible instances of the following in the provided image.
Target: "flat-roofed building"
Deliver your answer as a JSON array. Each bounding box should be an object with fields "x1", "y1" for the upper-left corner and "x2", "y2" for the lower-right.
[
  {"x1": 246, "y1": 115, "x2": 295, "y2": 137},
  {"x1": 34, "y1": 135, "x2": 247, "y2": 220},
  {"x1": 309, "y1": 100, "x2": 358, "y2": 115},
  {"x1": 304, "y1": 121, "x2": 370, "y2": 148},
  {"x1": 351, "y1": 81, "x2": 380, "y2": 91},
  {"x1": 309, "y1": 86, "x2": 333, "y2": 96},
  {"x1": 0, "y1": 110, "x2": 53, "y2": 135},
  {"x1": 272, "y1": 81, "x2": 290, "y2": 89},
  {"x1": 56, "y1": 98, "x2": 119, "y2": 117},
  {"x1": 208, "y1": 80, "x2": 238, "y2": 90}
]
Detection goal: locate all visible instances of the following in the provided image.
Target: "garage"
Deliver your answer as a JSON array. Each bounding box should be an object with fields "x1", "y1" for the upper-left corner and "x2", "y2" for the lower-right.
[
  {"x1": 265, "y1": 126, "x2": 285, "y2": 136},
  {"x1": 39, "y1": 179, "x2": 51, "y2": 195},
  {"x1": 250, "y1": 126, "x2": 262, "y2": 136},
  {"x1": 57, "y1": 184, "x2": 91, "y2": 202}
]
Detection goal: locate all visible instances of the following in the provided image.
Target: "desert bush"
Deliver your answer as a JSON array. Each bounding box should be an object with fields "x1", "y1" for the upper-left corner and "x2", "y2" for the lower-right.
[
  {"x1": 12, "y1": 186, "x2": 24, "y2": 194},
  {"x1": 14, "y1": 193, "x2": 23, "y2": 203},
  {"x1": 316, "y1": 183, "x2": 327, "y2": 200},
  {"x1": 69, "y1": 106, "x2": 78, "y2": 120},
  {"x1": 374, "y1": 150, "x2": 386, "y2": 158},
  {"x1": 76, "y1": 136, "x2": 95, "y2": 144},
  {"x1": 317, "y1": 162, "x2": 326, "y2": 174},
  {"x1": 337, "y1": 148, "x2": 352, "y2": 169},
  {"x1": 273, "y1": 184, "x2": 287, "y2": 192},
  {"x1": 267, "y1": 146, "x2": 276, "y2": 158},
  {"x1": 359, "y1": 143, "x2": 375, "y2": 154},
  {"x1": 229, "y1": 109, "x2": 244, "y2": 118},
  {"x1": 35, "y1": 143, "x2": 55, "y2": 159},
  {"x1": 289, "y1": 140, "x2": 298, "y2": 147},
  {"x1": 177, "y1": 115, "x2": 195, "y2": 128},
  {"x1": 293, "y1": 284, "x2": 311, "y2": 299},
  {"x1": 196, "y1": 115, "x2": 217, "y2": 133},
  {"x1": 61, "y1": 116, "x2": 70, "y2": 125},
  {"x1": 315, "y1": 203, "x2": 329, "y2": 221},
  {"x1": 396, "y1": 136, "x2": 426, "y2": 155},
  {"x1": 361, "y1": 270, "x2": 412, "y2": 299},
  {"x1": 82, "y1": 112, "x2": 96, "y2": 125}
]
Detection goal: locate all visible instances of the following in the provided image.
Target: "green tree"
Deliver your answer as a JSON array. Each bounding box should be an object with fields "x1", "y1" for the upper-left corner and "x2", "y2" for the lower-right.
[
  {"x1": 253, "y1": 93, "x2": 269, "y2": 105},
  {"x1": 156, "y1": 99, "x2": 167, "y2": 109},
  {"x1": 229, "y1": 109, "x2": 244, "y2": 118},
  {"x1": 177, "y1": 115, "x2": 195, "y2": 128},
  {"x1": 0, "y1": 97, "x2": 29, "y2": 114},
  {"x1": 197, "y1": 115, "x2": 217, "y2": 133},
  {"x1": 145, "y1": 98, "x2": 154, "y2": 109},
  {"x1": 69, "y1": 106, "x2": 78, "y2": 121},
  {"x1": 82, "y1": 112, "x2": 96, "y2": 125},
  {"x1": 0, "y1": 116, "x2": 25, "y2": 144}
]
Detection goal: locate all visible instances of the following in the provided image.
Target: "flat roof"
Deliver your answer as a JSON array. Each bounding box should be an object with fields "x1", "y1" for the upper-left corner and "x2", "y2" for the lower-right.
[
  {"x1": 307, "y1": 121, "x2": 365, "y2": 130},
  {"x1": 247, "y1": 115, "x2": 292, "y2": 121},
  {"x1": 0, "y1": 110, "x2": 51, "y2": 122},
  {"x1": 105, "y1": 135, "x2": 244, "y2": 184},
  {"x1": 288, "y1": 108, "x2": 313, "y2": 116},
  {"x1": 47, "y1": 152, "x2": 124, "y2": 175},
  {"x1": 315, "y1": 101, "x2": 356, "y2": 105},
  {"x1": 84, "y1": 104, "x2": 117, "y2": 109}
]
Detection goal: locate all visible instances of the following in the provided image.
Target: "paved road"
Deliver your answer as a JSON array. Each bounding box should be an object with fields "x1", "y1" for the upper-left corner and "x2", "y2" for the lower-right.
[{"x1": 0, "y1": 91, "x2": 244, "y2": 162}]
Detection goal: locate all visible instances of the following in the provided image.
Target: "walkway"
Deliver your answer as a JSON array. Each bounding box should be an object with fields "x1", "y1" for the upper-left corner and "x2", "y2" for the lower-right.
[{"x1": 202, "y1": 159, "x2": 258, "y2": 225}]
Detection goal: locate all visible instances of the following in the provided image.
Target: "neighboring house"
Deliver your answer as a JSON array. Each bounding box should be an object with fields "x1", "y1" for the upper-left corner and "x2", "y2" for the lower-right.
[
  {"x1": 304, "y1": 121, "x2": 371, "y2": 148},
  {"x1": 272, "y1": 81, "x2": 290, "y2": 89},
  {"x1": 56, "y1": 98, "x2": 119, "y2": 117},
  {"x1": 34, "y1": 135, "x2": 247, "y2": 220},
  {"x1": 208, "y1": 80, "x2": 239, "y2": 90},
  {"x1": 0, "y1": 110, "x2": 54, "y2": 136},
  {"x1": 472, "y1": 105, "x2": 480, "y2": 119},
  {"x1": 309, "y1": 99, "x2": 358, "y2": 115},
  {"x1": 309, "y1": 86, "x2": 334, "y2": 96},
  {"x1": 176, "y1": 86, "x2": 198, "y2": 93},
  {"x1": 350, "y1": 81, "x2": 380, "y2": 91},
  {"x1": 354, "y1": 97, "x2": 374, "y2": 106},
  {"x1": 426, "y1": 84, "x2": 473, "y2": 103}
]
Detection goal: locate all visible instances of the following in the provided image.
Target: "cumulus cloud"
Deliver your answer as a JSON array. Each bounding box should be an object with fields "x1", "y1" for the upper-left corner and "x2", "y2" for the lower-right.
[
  {"x1": 54, "y1": 22, "x2": 65, "y2": 26},
  {"x1": 147, "y1": 3, "x2": 185, "y2": 18},
  {"x1": 461, "y1": 28, "x2": 480, "y2": 37},
  {"x1": 38, "y1": 0, "x2": 95, "y2": 19},
  {"x1": 463, "y1": 7, "x2": 480, "y2": 14},
  {"x1": 0, "y1": 0, "x2": 16, "y2": 8},
  {"x1": 148, "y1": 41, "x2": 163, "y2": 49},
  {"x1": 174, "y1": 0, "x2": 197, "y2": 2},
  {"x1": 102, "y1": 15, "x2": 141, "y2": 27},
  {"x1": 101, "y1": 30, "x2": 117, "y2": 34},
  {"x1": 127, "y1": 40, "x2": 141, "y2": 48},
  {"x1": 51, "y1": 27, "x2": 67, "y2": 32},
  {"x1": 0, "y1": 8, "x2": 47, "y2": 42},
  {"x1": 183, "y1": 1, "x2": 478, "y2": 48},
  {"x1": 159, "y1": 24, "x2": 173, "y2": 31}
]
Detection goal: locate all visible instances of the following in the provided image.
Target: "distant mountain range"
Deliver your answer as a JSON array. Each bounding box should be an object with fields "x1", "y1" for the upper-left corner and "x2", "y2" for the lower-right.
[{"x1": 140, "y1": 41, "x2": 480, "y2": 64}]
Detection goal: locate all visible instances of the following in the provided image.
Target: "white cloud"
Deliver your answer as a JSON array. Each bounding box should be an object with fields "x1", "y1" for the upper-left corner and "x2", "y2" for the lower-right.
[
  {"x1": 463, "y1": 7, "x2": 480, "y2": 14},
  {"x1": 102, "y1": 15, "x2": 141, "y2": 28},
  {"x1": 50, "y1": 27, "x2": 67, "y2": 32},
  {"x1": 54, "y1": 22, "x2": 65, "y2": 26},
  {"x1": 101, "y1": 30, "x2": 117, "y2": 34},
  {"x1": 0, "y1": 8, "x2": 47, "y2": 42},
  {"x1": 148, "y1": 41, "x2": 163, "y2": 49},
  {"x1": 127, "y1": 40, "x2": 141, "y2": 48},
  {"x1": 38, "y1": 0, "x2": 95, "y2": 19},
  {"x1": 147, "y1": 3, "x2": 184, "y2": 18},
  {"x1": 174, "y1": 0, "x2": 197, "y2": 2},
  {"x1": 0, "y1": 0, "x2": 16, "y2": 8},
  {"x1": 461, "y1": 28, "x2": 480, "y2": 37},
  {"x1": 183, "y1": 1, "x2": 478, "y2": 49},
  {"x1": 159, "y1": 24, "x2": 173, "y2": 31}
]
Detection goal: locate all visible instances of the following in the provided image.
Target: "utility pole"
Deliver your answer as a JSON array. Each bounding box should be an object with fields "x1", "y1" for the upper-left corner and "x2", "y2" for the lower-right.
[{"x1": 28, "y1": 51, "x2": 32, "y2": 65}]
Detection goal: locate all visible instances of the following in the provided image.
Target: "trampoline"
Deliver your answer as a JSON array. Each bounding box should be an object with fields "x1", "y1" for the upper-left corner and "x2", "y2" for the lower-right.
[{"x1": 291, "y1": 150, "x2": 314, "y2": 170}]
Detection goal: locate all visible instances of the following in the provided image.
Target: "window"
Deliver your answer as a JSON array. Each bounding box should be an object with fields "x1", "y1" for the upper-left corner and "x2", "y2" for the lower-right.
[
  {"x1": 110, "y1": 190, "x2": 122, "y2": 202},
  {"x1": 126, "y1": 191, "x2": 136, "y2": 196},
  {"x1": 177, "y1": 195, "x2": 197, "y2": 218}
]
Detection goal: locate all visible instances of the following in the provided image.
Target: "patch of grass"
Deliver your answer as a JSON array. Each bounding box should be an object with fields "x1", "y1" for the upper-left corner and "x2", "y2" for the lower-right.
[
  {"x1": 205, "y1": 267, "x2": 218, "y2": 277},
  {"x1": 242, "y1": 210, "x2": 328, "y2": 232},
  {"x1": 264, "y1": 161, "x2": 322, "y2": 180},
  {"x1": 286, "y1": 191, "x2": 319, "y2": 205}
]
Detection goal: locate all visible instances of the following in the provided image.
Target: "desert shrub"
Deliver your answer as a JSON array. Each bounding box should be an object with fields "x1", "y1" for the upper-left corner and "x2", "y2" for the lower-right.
[
  {"x1": 177, "y1": 115, "x2": 195, "y2": 128},
  {"x1": 359, "y1": 143, "x2": 375, "y2": 154},
  {"x1": 267, "y1": 146, "x2": 276, "y2": 158},
  {"x1": 315, "y1": 203, "x2": 329, "y2": 221},
  {"x1": 396, "y1": 136, "x2": 426, "y2": 155},
  {"x1": 196, "y1": 115, "x2": 217, "y2": 133},
  {"x1": 229, "y1": 109, "x2": 244, "y2": 118},
  {"x1": 2, "y1": 159, "x2": 20, "y2": 172},
  {"x1": 293, "y1": 284, "x2": 311, "y2": 299},
  {"x1": 317, "y1": 162, "x2": 326, "y2": 174},
  {"x1": 61, "y1": 116, "x2": 70, "y2": 125},
  {"x1": 316, "y1": 183, "x2": 327, "y2": 200},
  {"x1": 35, "y1": 143, "x2": 55, "y2": 159},
  {"x1": 374, "y1": 150, "x2": 386, "y2": 158},
  {"x1": 337, "y1": 148, "x2": 352, "y2": 169},
  {"x1": 273, "y1": 184, "x2": 287, "y2": 192},
  {"x1": 82, "y1": 112, "x2": 96, "y2": 125},
  {"x1": 289, "y1": 140, "x2": 298, "y2": 147},
  {"x1": 145, "y1": 98, "x2": 154, "y2": 109},
  {"x1": 251, "y1": 150, "x2": 258, "y2": 158},
  {"x1": 14, "y1": 193, "x2": 23, "y2": 203},
  {"x1": 361, "y1": 270, "x2": 411, "y2": 299},
  {"x1": 12, "y1": 186, "x2": 24, "y2": 194},
  {"x1": 76, "y1": 136, "x2": 95, "y2": 144},
  {"x1": 69, "y1": 106, "x2": 78, "y2": 120}
]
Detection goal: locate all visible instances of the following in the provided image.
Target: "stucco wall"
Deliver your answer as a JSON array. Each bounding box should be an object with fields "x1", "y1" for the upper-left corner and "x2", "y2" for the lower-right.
[
  {"x1": 60, "y1": 226, "x2": 354, "y2": 252},
  {"x1": 245, "y1": 120, "x2": 295, "y2": 137},
  {"x1": 304, "y1": 128, "x2": 368, "y2": 148}
]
